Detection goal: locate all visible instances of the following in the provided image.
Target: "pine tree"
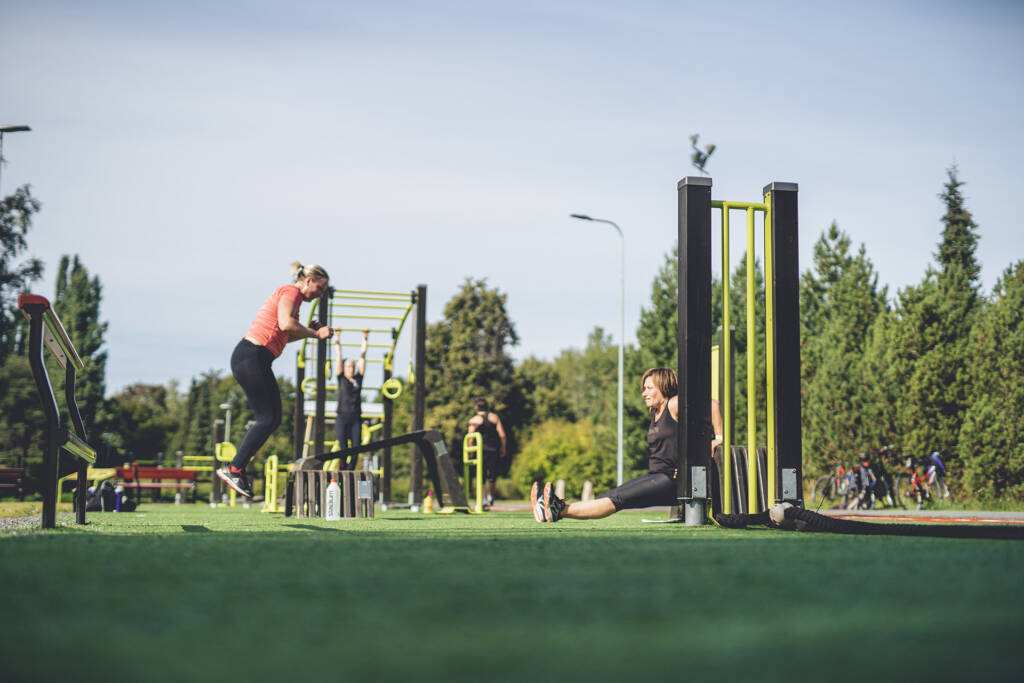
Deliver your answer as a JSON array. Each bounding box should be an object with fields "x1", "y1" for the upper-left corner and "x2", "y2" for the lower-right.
[
  {"x1": 51, "y1": 255, "x2": 108, "y2": 441},
  {"x1": 958, "y1": 261, "x2": 1024, "y2": 501},
  {"x1": 858, "y1": 310, "x2": 899, "y2": 452},
  {"x1": 799, "y1": 223, "x2": 887, "y2": 474},
  {"x1": 636, "y1": 246, "x2": 678, "y2": 369},
  {"x1": 184, "y1": 374, "x2": 215, "y2": 460},
  {"x1": 635, "y1": 243, "x2": 724, "y2": 370},
  {"x1": 936, "y1": 165, "x2": 981, "y2": 285},
  {"x1": 888, "y1": 167, "x2": 981, "y2": 472}
]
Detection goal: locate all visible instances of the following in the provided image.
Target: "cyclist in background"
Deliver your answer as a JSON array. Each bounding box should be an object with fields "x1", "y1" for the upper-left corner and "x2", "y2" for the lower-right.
[{"x1": 927, "y1": 451, "x2": 950, "y2": 501}]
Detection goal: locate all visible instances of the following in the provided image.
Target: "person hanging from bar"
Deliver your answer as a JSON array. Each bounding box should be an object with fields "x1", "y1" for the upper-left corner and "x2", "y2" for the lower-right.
[
  {"x1": 218, "y1": 262, "x2": 334, "y2": 498},
  {"x1": 333, "y1": 328, "x2": 369, "y2": 469},
  {"x1": 530, "y1": 367, "x2": 722, "y2": 523}
]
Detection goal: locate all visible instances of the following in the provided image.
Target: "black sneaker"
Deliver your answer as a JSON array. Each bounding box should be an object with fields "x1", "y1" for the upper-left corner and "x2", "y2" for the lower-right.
[
  {"x1": 543, "y1": 482, "x2": 565, "y2": 523},
  {"x1": 530, "y1": 482, "x2": 546, "y2": 523},
  {"x1": 217, "y1": 466, "x2": 253, "y2": 498}
]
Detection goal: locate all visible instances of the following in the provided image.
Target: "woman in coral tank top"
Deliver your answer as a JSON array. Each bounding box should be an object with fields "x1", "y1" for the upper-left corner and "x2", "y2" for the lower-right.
[{"x1": 217, "y1": 262, "x2": 334, "y2": 498}]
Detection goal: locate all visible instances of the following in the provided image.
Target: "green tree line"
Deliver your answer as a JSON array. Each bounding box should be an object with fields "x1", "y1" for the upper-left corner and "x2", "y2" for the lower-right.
[{"x1": 3, "y1": 166, "x2": 1022, "y2": 503}]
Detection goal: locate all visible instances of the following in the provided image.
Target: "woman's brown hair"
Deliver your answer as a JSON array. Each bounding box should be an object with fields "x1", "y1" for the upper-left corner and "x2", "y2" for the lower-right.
[{"x1": 640, "y1": 367, "x2": 677, "y2": 398}]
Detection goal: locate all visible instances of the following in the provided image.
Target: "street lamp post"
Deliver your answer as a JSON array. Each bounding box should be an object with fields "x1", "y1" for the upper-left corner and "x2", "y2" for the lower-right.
[
  {"x1": 0, "y1": 125, "x2": 32, "y2": 193},
  {"x1": 570, "y1": 213, "x2": 624, "y2": 486}
]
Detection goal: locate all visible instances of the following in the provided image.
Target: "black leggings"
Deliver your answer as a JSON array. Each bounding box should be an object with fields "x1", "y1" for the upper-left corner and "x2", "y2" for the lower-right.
[
  {"x1": 602, "y1": 472, "x2": 676, "y2": 511},
  {"x1": 230, "y1": 339, "x2": 281, "y2": 469},
  {"x1": 334, "y1": 412, "x2": 361, "y2": 469}
]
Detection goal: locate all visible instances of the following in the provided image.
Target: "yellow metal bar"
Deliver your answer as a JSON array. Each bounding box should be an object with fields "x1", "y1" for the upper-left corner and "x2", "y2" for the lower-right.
[
  {"x1": 333, "y1": 314, "x2": 405, "y2": 321},
  {"x1": 333, "y1": 327, "x2": 395, "y2": 334},
  {"x1": 262, "y1": 454, "x2": 280, "y2": 512},
  {"x1": 713, "y1": 201, "x2": 768, "y2": 513},
  {"x1": 721, "y1": 206, "x2": 732, "y2": 514},
  {"x1": 329, "y1": 303, "x2": 410, "y2": 311},
  {"x1": 764, "y1": 191, "x2": 777, "y2": 505},
  {"x1": 462, "y1": 433, "x2": 484, "y2": 513},
  {"x1": 746, "y1": 207, "x2": 758, "y2": 513},
  {"x1": 713, "y1": 199, "x2": 772, "y2": 513},
  {"x1": 712, "y1": 200, "x2": 768, "y2": 212},
  {"x1": 383, "y1": 301, "x2": 414, "y2": 374},
  {"x1": 332, "y1": 289, "x2": 412, "y2": 298},
  {"x1": 62, "y1": 431, "x2": 97, "y2": 463},
  {"x1": 300, "y1": 376, "x2": 391, "y2": 394}
]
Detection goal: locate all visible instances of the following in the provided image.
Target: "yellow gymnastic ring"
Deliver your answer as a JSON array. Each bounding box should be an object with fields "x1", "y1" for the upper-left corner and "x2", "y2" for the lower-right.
[{"x1": 382, "y1": 377, "x2": 402, "y2": 399}]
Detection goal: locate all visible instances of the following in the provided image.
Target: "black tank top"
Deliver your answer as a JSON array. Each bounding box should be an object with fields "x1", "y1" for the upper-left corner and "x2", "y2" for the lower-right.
[
  {"x1": 647, "y1": 407, "x2": 678, "y2": 476},
  {"x1": 474, "y1": 412, "x2": 501, "y2": 452},
  {"x1": 337, "y1": 373, "x2": 363, "y2": 415}
]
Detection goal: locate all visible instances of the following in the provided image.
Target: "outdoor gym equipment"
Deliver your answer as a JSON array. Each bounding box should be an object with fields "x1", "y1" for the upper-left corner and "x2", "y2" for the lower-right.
[
  {"x1": 679, "y1": 179, "x2": 1022, "y2": 541},
  {"x1": 675, "y1": 178, "x2": 802, "y2": 524},
  {"x1": 461, "y1": 432, "x2": 485, "y2": 514},
  {"x1": 284, "y1": 430, "x2": 471, "y2": 517},
  {"x1": 294, "y1": 285, "x2": 427, "y2": 505},
  {"x1": 18, "y1": 294, "x2": 98, "y2": 529}
]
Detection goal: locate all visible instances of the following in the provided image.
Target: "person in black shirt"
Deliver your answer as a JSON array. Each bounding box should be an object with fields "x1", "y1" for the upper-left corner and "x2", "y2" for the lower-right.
[
  {"x1": 467, "y1": 397, "x2": 507, "y2": 508},
  {"x1": 333, "y1": 329, "x2": 369, "y2": 470},
  {"x1": 531, "y1": 367, "x2": 723, "y2": 523}
]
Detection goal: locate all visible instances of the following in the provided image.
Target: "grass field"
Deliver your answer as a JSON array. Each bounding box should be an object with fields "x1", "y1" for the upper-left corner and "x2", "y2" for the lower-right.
[{"x1": 2, "y1": 503, "x2": 1022, "y2": 683}]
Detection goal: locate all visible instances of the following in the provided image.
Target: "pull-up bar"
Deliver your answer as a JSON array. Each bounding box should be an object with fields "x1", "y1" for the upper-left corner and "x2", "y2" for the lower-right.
[{"x1": 294, "y1": 285, "x2": 427, "y2": 504}]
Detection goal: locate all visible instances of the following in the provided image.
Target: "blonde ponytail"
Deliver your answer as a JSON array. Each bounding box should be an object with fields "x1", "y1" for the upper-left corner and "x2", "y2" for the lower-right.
[{"x1": 291, "y1": 262, "x2": 329, "y2": 282}]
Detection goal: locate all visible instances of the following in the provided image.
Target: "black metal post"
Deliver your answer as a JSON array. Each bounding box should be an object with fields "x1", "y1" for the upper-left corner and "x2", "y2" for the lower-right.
[
  {"x1": 314, "y1": 293, "x2": 329, "y2": 456},
  {"x1": 764, "y1": 182, "x2": 803, "y2": 504},
  {"x1": 677, "y1": 176, "x2": 714, "y2": 525},
  {"x1": 294, "y1": 354, "x2": 305, "y2": 461},
  {"x1": 410, "y1": 285, "x2": 427, "y2": 504},
  {"x1": 382, "y1": 328, "x2": 396, "y2": 503},
  {"x1": 718, "y1": 326, "x2": 735, "y2": 445},
  {"x1": 212, "y1": 419, "x2": 225, "y2": 504},
  {"x1": 65, "y1": 364, "x2": 88, "y2": 524},
  {"x1": 24, "y1": 307, "x2": 60, "y2": 529}
]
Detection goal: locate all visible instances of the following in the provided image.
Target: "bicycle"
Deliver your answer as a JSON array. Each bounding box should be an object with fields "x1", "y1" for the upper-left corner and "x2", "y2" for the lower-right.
[
  {"x1": 896, "y1": 456, "x2": 932, "y2": 509},
  {"x1": 845, "y1": 460, "x2": 876, "y2": 510},
  {"x1": 811, "y1": 464, "x2": 849, "y2": 507}
]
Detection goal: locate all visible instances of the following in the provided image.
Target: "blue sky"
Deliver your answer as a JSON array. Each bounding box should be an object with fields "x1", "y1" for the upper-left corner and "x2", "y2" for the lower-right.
[{"x1": 3, "y1": 0, "x2": 1022, "y2": 395}]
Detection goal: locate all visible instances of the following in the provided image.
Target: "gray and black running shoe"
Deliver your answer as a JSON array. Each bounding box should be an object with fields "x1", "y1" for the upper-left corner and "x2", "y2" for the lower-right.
[
  {"x1": 530, "y1": 482, "x2": 546, "y2": 522},
  {"x1": 543, "y1": 482, "x2": 565, "y2": 523},
  {"x1": 217, "y1": 466, "x2": 253, "y2": 498}
]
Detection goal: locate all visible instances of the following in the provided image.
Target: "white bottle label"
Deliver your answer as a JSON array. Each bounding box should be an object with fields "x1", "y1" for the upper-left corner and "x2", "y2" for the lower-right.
[{"x1": 326, "y1": 481, "x2": 342, "y2": 520}]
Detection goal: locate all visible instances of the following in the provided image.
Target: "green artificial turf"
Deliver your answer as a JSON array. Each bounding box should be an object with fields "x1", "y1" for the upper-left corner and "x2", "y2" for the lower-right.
[{"x1": 2, "y1": 504, "x2": 1022, "y2": 682}]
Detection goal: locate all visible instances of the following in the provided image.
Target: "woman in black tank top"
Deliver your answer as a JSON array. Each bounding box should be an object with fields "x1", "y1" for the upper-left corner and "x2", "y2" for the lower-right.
[{"x1": 530, "y1": 367, "x2": 723, "y2": 523}]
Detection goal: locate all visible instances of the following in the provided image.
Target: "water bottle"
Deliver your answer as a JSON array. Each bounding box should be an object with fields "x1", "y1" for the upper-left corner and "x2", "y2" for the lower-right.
[
  {"x1": 325, "y1": 477, "x2": 342, "y2": 520},
  {"x1": 114, "y1": 485, "x2": 124, "y2": 512},
  {"x1": 423, "y1": 490, "x2": 435, "y2": 514}
]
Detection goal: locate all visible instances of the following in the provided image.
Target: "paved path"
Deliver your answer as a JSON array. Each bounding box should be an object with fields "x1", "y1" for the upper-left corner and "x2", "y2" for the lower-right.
[{"x1": 820, "y1": 508, "x2": 1024, "y2": 524}]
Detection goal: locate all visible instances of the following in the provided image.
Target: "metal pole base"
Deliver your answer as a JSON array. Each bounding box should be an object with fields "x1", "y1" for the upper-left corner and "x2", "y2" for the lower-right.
[{"x1": 684, "y1": 499, "x2": 706, "y2": 526}]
